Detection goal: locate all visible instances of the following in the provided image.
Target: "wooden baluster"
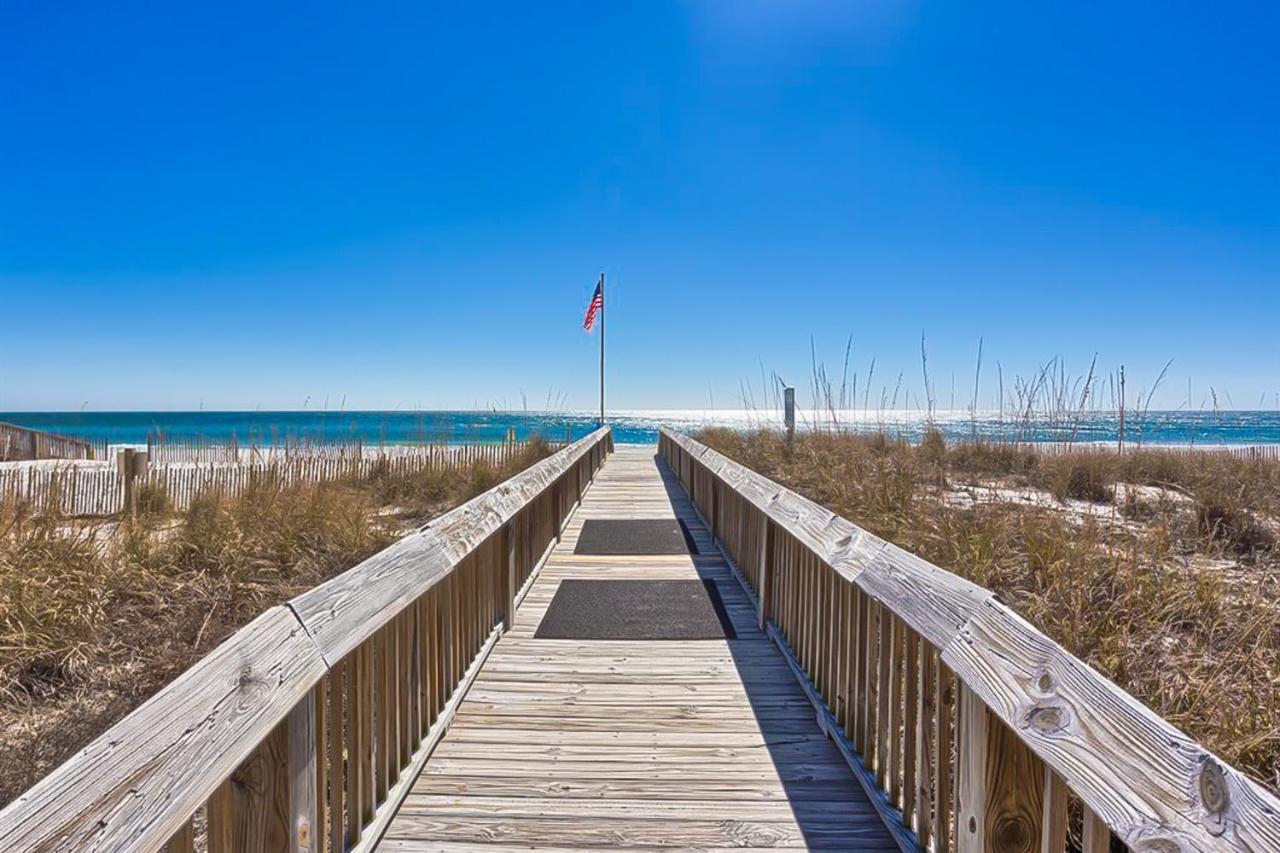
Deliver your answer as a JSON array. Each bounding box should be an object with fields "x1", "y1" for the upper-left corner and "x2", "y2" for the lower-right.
[
  {"x1": 846, "y1": 584, "x2": 861, "y2": 747},
  {"x1": 757, "y1": 516, "x2": 772, "y2": 629},
  {"x1": 821, "y1": 565, "x2": 835, "y2": 703},
  {"x1": 409, "y1": 601, "x2": 423, "y2": 751},
  {"x1": 836, "y1": 578, "x2": 851, "y2": 731},
  {"x1": 163, "y1": 818, "x2": 195, "y2": 853},
  {"x1": 359, "y1": 642, "x2": 375, "y2": 827},
  {"x1": 401, "y1": 609, "x2": 413, "y2": 767},
  {"x1": 903, "y1": 628, "x2": 919, "y2": 828},
  {"x1": 327, "y1": 660, "x2": 345, "y2": 853},
  {"x1": 917, "y1": 643, "x2": 936, "y2": 849},
  {"x1": 1041, "y1": 769, "x2": 1068, "y2": 853},
  {"x1": 288, "y1": 691, "x2": 318, "y2": 853},
  {"x1": 375, "y1": 626, "x2": 390, "y2": 804},
  {"x1": 957, "y1": 684, "x2": 994, "y2": 853},
  {"x1": 312, "y1": 681, "x2": 326, "y2": 852},
  {"x1": 988, "y1": 713, "x2": 1045, "y2": 853},
  {"x1": 418, "y1": 595, "x2": 431, "y2": 738},
  {"x1": 442, "y1": 574, "x2": 455, "y2": 703},
  {"x1": 207, "y1": 719, "x2": 291, "y2": 853},
  {"x1": 888, "y1": 614, "x2": 904, "y2": 807},
  {"x1": 1081, "y1": 806, "x2": 1111, "y2": 853},
  {"x1": 856, "y1": 589, "x2": 871, "y2": 757},
  {"x1": 876, "y1": 602, "x2": 891, "y2": 789},
  {"x1": 344, "y1": 652, "x2": 363, "y2": 846},
  {"x1": 936, "y1": 662, "x2": 954, "y2": 853}
]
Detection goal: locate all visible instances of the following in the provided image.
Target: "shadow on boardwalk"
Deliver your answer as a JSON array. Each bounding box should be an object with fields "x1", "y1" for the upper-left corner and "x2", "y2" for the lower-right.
[{"x1": 654, "y1": 455, "x2": 897, "y2": 850}]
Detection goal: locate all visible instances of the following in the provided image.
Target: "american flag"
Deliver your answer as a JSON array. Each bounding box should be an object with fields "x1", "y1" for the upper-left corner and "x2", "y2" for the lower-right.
[{"x1": 583, "y1": 279, "x2": 603, "y2": 332}]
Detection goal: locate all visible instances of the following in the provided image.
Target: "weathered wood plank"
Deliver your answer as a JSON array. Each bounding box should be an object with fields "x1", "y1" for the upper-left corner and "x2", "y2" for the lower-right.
[
  {"x1": 942, "y1": 598, "x2": 1280, "y2": 851},
  {"x1": 288, "y1": 692, "x2": 318, "y2": 853},
  {"x1": 382, "y1": 811, "x2": 895, "y2": 848},
  {"x1": 0, "y1": 607, "x2": 325, "y2": 852}
]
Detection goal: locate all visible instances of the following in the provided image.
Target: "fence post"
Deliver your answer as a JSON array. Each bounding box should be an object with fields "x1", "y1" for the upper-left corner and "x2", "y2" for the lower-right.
[
  {"x1": 784, "y1": 386, "x2": 796, "y2": 454},
  {"x1": 118, "y1": 449, "x2": 136, "y2": 517}
]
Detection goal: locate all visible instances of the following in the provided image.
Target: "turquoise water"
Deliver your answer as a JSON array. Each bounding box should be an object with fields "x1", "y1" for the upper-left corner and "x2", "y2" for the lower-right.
[{"x1": 4, "y1": 409, "x2": 1280, "y2": 447}]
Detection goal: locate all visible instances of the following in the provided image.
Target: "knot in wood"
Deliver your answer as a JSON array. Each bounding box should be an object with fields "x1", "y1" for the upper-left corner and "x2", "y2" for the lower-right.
[
  {"x1": 992, "y1": 813, "x2": 1035, "y2": 853},
  {"x1": 1026, "y1": 704, "x2": 1066, "y2": 734},
  {"x1": 1198, "y1": 758, "x2": 1228, "y2": 815},
  {"x1": 234, "y1": 664, "x2": 269, "y2": 708},
  {"x1": 1136, "y1": 840, "x2": 1181, "y2": 853}
]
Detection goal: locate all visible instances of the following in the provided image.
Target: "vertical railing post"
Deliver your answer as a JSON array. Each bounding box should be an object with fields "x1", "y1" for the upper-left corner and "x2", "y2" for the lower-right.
[
  {"x1": 288, "y1": 692, "x2": 318, "y2": 853},
  {"x1": 955, "y1": 682, "x2": 1045, "y2": 853},
  {"x1": 709, "y1": 477, "x2": 719, "y2": 544},
  {"x1": 757, "y1": 515, "x2": 773, "y2": 630},
  {"x1": 503, "y1": 519, "x2": 517, "y2": 631},
  {"x1": 956, "y1": 684, "x2": 987, "y2": 853},
  {"x1": 552, "y1": 480, "x2": 562, "y2": 542}
]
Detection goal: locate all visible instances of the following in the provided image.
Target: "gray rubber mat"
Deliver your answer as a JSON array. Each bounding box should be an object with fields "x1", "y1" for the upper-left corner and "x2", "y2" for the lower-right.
[
  {"x1": 534, "y1": 579, "x2": 737, "y2": 640},
  {"x1": 574, "y1": 519, "x2": 690, "y2": 555}
]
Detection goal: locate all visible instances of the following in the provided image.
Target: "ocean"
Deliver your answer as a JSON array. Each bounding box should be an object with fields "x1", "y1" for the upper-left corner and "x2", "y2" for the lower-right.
[{"x1": 3, "y1": 409, "x2": 1280, "y2": 447}]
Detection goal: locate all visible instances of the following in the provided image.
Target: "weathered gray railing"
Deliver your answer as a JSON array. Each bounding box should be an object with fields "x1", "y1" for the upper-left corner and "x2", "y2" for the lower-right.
[
  {"x1": 0, "y1": 427, "x2": 613, "y2": 852},
  {"x1": 660, "y1": 427, "x2": 1280, "y2": 853}
]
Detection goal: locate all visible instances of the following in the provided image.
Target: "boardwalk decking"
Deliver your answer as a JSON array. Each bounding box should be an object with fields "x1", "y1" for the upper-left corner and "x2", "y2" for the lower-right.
[{"x1": 379, "y1": 446, "x2": 896, "y2": 851}]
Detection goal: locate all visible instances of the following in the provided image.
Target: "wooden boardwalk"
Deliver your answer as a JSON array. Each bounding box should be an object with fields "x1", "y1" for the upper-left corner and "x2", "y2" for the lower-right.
[{"x1": 378, "y1": 446, "x2": 896, "y2": 851}]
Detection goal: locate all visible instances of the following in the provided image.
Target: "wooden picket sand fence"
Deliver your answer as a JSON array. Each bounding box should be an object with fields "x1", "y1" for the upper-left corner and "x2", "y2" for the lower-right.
[
  {"x1": 0, "y1": 440, "x2": 552, "y2": 516},
  {"x1": 2, "y1": 426, "x2": 1278, "y2": 852},
  {"x1": 144, "y1": 433, "x2": 540, "y2": 466},
  {"x1": 0, "y1": 422, "x2": 104, "y2": 462},
  {"x1": 1027, "y1": 441, "x2": 1280, "y2": 461}
]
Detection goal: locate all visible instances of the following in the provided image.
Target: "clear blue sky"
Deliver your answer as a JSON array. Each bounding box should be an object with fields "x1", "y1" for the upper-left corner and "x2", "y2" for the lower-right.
[{"x1": 2, "y1": 2, "x2": 1277, "y2": 411}]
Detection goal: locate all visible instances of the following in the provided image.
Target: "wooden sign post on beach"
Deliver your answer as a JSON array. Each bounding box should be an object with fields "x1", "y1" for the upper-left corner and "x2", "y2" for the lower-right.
[{"x1": 784, "y1": 386, "x2": 796, "y2": 452}]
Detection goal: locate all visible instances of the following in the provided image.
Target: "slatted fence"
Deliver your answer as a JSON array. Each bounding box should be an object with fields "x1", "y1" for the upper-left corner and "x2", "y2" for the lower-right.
[
  {"x1": 0, "y1": 422, "x2": 103, "y2": 462},
  {"x1": 1028, "y1": 441, "x2": 1280, "y2": 461},
  {"x1": 0, "y1": 440, "x2": 552, "y2": 516},
  {"x1": 660, "y1": 427, "x2": 1280, "y2": 853},
  {"x1": 0, "y1": 427, "x2": 613, "y2": 852}
]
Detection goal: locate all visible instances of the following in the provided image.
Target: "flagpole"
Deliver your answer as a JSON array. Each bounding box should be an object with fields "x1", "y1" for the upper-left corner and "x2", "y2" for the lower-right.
[{"x1": 598, "y1": 272, "x2": 605, "y2": 427}]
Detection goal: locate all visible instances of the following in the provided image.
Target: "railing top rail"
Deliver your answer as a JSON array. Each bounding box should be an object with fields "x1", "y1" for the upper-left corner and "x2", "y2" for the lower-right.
[
  {"x1": 0, "y1": 426, "x2": 611, "y2": 852},
  {"x1": 660, "y1": 427, "x2": 1280, "y2": 853},
  {"x1": 291, "y1": 427, "x2": 609, "y2": 663}
]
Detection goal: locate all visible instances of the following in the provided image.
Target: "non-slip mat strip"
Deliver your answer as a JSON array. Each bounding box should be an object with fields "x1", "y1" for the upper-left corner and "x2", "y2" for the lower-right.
[
  {"x1": 573, "y1": 519, "x2": 690, "y2": 555},
  {"x1": 534, "y1": 579, "x2": 737, "y2": 640}
]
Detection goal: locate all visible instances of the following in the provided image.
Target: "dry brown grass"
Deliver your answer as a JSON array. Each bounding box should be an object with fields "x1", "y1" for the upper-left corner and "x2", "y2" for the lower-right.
[
  {"x1": 697, "y1": 427, "x2": 1280, "y2": 793},
  {"x1": 0, "y1": 438, "x2": 553, "y2": 806}
]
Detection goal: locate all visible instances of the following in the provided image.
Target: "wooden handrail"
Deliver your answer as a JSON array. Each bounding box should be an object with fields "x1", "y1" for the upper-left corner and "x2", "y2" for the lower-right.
[
  {"x1": 659, "y1": 428, "x2": 1280, "y2": 853},
  {"x1": 0, "y1": 427, "x2": 613, "y2": 853}
]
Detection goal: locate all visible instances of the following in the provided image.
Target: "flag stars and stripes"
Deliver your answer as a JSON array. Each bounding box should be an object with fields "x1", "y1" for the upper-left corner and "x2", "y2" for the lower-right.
[{"x1": 583, "y1": 280, "x2": 603, "y2": 332}]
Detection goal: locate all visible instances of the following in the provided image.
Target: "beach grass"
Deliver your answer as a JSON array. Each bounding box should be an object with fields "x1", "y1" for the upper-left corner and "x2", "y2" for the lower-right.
[
  {"x1": 695, "y1": 426, "x2": 1280, "y2": 793},
  {"x1": 0, "y1": 437, "x2": 554, "y2": 806}
]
